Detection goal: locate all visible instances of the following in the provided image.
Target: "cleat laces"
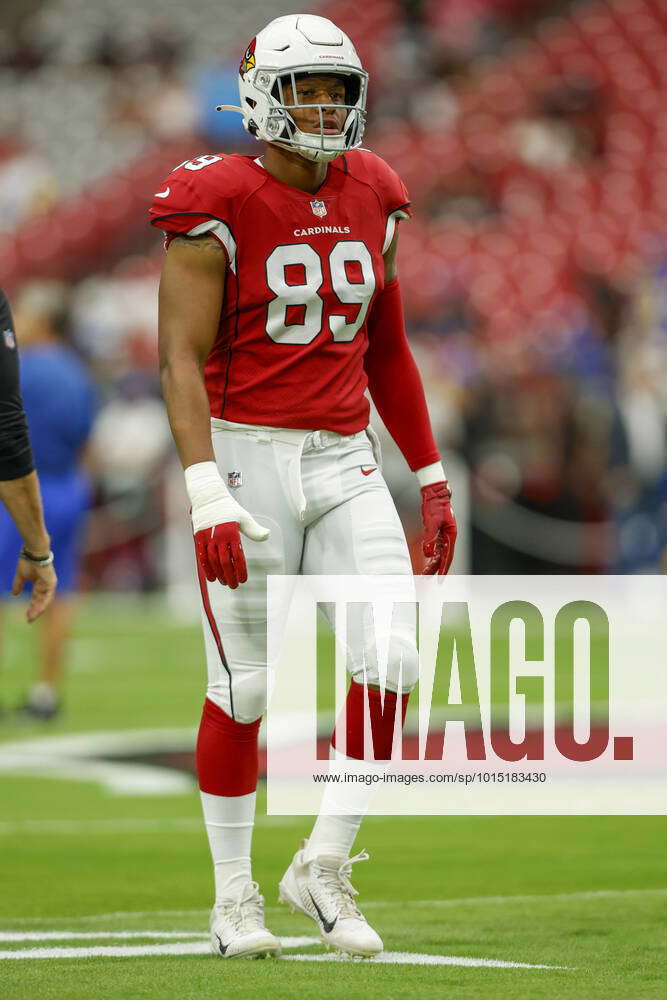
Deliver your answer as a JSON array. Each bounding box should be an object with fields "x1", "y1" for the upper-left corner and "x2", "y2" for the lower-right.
[
  {"x1": 217, "y1": 880, "x2": 266, "y2": 934},
  {"x1": 312, "y1": 849, "x2": 370, "y2": 920}
]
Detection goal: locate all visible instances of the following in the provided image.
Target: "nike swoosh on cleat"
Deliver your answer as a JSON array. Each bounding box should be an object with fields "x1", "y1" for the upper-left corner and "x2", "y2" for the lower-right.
[
  {"x1": 215, "y1": 933, "x2": 229, "y2": 955},
  {"x1": 308, "y1": 891, "x2": 338, "y2": 933},
  {"x1": 154, "y1": 187, "x2": 170, "y2": 198},
  {"x1": 360, "y1": 466, "x2": 377, "y2": 476}
]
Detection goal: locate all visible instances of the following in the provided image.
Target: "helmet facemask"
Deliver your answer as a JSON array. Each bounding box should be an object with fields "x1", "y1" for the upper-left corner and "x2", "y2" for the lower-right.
[{"x1": 242, "y1": 65, "x2": 368, "y2": 163}]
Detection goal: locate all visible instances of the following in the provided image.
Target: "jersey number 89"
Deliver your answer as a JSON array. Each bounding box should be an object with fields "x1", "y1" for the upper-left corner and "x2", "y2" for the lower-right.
[{"x1": 265, "y1": 241, "x2": 376, "y2": 344}]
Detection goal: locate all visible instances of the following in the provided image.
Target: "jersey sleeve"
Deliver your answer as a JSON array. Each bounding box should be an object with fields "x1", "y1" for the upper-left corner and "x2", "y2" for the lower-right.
[
  {"x1": 377, "y1": 158, "x2": 411, "y2": 254},
  {"x1": 349, "y1": 150, "x2": 412, "y2": 253},
  {"x1": 148, "y1": 156, "x2": 237, "y2": 271}
]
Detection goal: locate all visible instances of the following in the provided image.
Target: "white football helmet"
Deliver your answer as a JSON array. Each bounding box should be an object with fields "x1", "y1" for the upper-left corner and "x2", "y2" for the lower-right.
[{"x1": 218, "y1": 14, "x2": 368, "y2": 163}]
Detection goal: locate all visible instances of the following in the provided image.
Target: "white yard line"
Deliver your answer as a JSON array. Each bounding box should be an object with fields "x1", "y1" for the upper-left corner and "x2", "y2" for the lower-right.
[
  {"x1": 0, "y1": 942, "x2": 213, "y2": 959},
  {"x1": 11, "y1": 888, "x2": 665, "y2": 968},
  {"x1": 0, "y1": 931, "x2": 206, "y2": 942},
  {"x1": 0, "y1": 888, "x2": 667, "y2": 944},
  {"x1": 282, "y1": 952, "x2": 569, "y2": 968},
  {"x1": 0, "y1": 931, "x2": 317, "y2": 946},
  {"x1": 0, "y1": 940, "x2": 567, "y2": 967}
]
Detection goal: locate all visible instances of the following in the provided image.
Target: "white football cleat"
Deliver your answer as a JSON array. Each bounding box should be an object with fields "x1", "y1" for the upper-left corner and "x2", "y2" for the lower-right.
[
  {"x1": 278, "y1": 839, "x2": 383, "y2": 957},
  {"x1": 210, "y1": 880, "x2": 281, "y2": 959}
]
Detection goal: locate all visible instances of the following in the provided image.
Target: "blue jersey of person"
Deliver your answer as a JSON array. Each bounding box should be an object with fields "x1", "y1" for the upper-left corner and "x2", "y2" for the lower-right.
[{"x1": 0, "y1": 343, "x2": 97, "y2": 593}]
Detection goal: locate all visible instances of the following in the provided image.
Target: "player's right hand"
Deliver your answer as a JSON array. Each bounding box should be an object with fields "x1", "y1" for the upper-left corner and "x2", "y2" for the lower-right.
[
  {"x1": 186, "y1": 461, "x2": 269, "y2": 590},
  {"x1": 194, "y1": 508, "x2": 269, "y2": 589}
]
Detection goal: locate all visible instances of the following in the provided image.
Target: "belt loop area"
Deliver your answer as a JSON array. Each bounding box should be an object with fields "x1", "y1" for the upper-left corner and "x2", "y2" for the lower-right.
[
  {"x1": 365, "y1": 425, "x2": 383, "y2": 468},
  {"x1": 288, "y1": 433, "x2": 309, "y2": 521}
]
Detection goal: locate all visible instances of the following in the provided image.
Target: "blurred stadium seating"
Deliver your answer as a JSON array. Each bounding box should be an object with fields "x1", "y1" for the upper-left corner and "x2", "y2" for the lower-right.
[{"x1": 2, "y1": 0, "x2": 667, "y2": 586}]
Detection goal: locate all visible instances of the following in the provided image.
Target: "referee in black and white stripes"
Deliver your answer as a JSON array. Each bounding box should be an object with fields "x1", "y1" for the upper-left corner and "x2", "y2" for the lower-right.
[{"x1": 0, "y1": 287, "x2": 57, "y2": 621}]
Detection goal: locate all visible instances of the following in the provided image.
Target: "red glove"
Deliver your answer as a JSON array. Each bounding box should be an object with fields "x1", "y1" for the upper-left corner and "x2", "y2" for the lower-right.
[
  {"x1": 187, "y1": 461, "x2": 269, "y2": 591},
  {"x1": 194, "y1": 523, "x2": 248, "y2": 590},
  {"x1": 421, "y1": 482, "x2": 457, "y2": 575}
]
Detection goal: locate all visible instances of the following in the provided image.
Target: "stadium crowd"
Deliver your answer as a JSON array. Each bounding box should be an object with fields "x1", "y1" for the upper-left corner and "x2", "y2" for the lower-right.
[{"x1": 2, "y1": 0, "x2": 666, "y2": 586}]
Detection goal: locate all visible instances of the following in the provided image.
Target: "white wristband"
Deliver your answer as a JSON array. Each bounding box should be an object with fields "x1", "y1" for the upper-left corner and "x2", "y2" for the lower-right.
[
  {"x1": 416, "y1": 461, "x2": 446, "y2": 488},
  {"x1": 184, "y1": 460, "x2": 271, "y2": 543},
  {"x1": 184, "y1": 461, "x2": 237, "y2": 534},
  {"x1": 184, "y1": 461, "x2": 229, "y2": 509}
]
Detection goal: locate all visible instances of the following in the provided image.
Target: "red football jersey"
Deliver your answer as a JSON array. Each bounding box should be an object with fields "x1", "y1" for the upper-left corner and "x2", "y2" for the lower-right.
[{"x1": 149, "y1": 150, "x2": 411, "y2": 433}]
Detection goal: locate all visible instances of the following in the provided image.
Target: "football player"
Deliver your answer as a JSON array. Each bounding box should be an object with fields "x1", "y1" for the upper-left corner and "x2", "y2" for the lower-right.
[{"x1": 150, "y1": 13, "x2": 456, "y2": 960}]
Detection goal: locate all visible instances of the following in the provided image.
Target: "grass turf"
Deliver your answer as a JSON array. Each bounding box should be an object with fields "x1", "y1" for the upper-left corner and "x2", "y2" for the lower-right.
[{"x1": 0, "y1": 598, "x2": 665, "y2": 998}]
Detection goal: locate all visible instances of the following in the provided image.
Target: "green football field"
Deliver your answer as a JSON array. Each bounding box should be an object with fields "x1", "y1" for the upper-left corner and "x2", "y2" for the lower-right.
[{"x1": 0, "y1": 597, "x2": 665, "y2": 999}]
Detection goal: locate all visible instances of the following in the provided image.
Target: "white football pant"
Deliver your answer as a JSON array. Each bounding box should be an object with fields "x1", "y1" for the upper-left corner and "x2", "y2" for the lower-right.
[{"x1": 198, "y1": 418, "x2": 418, "y2": 723}]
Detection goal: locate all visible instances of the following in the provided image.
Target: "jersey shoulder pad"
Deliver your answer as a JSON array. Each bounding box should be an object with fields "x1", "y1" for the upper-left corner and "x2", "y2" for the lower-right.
[
  {"x1": 343, "y1": 148, "x2": 412, "y2": 220},
  {"x1": 148, "y1": 154, "x2": 259, "y2": 263}
]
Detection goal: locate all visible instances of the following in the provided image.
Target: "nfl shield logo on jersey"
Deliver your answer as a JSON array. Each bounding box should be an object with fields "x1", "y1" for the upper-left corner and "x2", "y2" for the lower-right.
[
  {"x1": 310, "y1": 200, "x2": 327, "y2": 218},
  {"x1": 228, "y1": 471, "x2": 243, "y2": 489},
  {"x1": 3, "y1": 328, "x2": 16, "y2": 349}
]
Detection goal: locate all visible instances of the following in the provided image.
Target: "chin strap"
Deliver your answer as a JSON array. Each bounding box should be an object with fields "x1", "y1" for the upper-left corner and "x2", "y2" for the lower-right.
[{"x1": 215, "y1": 104, "x2": 343, "y2": 162}]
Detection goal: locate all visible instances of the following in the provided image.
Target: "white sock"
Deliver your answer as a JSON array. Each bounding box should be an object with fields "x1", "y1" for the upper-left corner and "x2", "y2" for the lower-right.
[
  {"x1": 305, "y1": 812, "x2": 361, "y2": 864},
  {"x1": 29, "y1": 682, "x2": 57, "y2": 709},
  {"x1": 305, "y1": 750, "x2": 389, "y2": 864},
  {"x1": 200, "y1": 790, "x2": 256, "y2": 901}
]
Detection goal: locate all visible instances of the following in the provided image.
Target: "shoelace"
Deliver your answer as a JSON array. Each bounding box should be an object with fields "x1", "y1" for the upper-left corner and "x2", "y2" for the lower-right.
[
  {"x1": 312, "y1": 849, "x2": 370, "y2": 920},
  {"x1": 217, "y1": 880, "x2": 265, "y2": 933}
]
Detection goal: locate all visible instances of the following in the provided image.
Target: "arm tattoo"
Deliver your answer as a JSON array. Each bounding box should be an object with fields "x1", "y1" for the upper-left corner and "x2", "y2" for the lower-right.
[{"x1": 170, "y1": 234, "x2": 227, "y2": 254}]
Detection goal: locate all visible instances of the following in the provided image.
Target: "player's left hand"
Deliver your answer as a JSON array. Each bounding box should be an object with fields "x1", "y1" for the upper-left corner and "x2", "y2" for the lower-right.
[
  {"x1": 12, "y1": 556, "x2": 58, "y2": 623},
  {"x1": 420, "y1": 481, "x2": 457, "y2": 575}
]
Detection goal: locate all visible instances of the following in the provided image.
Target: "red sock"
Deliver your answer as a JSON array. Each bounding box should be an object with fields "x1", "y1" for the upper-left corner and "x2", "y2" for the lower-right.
[
  {"x1": 332, "y1": 681, "x2": 409, "y2": 761},
  {"x1": 196, "y1": 698, "x2": 261, "y2": 796}
]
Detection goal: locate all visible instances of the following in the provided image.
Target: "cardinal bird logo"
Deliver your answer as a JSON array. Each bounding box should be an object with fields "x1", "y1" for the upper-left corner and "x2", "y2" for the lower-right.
[{"x1": 240, "y1": 38, "x2": 256, "y2": 76}]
